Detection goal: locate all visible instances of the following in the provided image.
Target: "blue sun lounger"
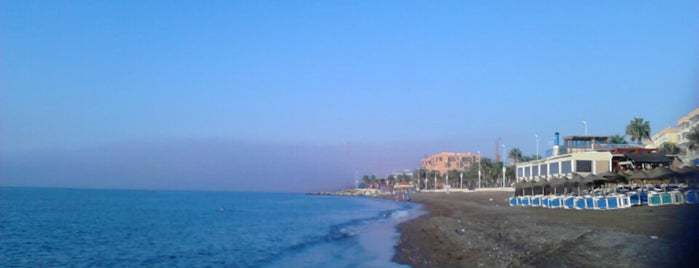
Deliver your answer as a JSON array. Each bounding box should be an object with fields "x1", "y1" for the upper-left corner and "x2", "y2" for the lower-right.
[
  {"x1": 531, "y1": 195, "x2": 542, "y2": 207},
  {"x1": 542, "y1": 196, "x2": 550, "y2": 208},
  {"x1": 563, "y1": 196, "x2": 575, "y2": 209},
  {"x1": 685, "y1": 190, "x2": 698, "y2": 204},
  {"x1": 594, "y1": 196, "x2": 607, "y2": 210},
  {"x1": 550, "y1": 196, "x2": 562, "y2": 208}
]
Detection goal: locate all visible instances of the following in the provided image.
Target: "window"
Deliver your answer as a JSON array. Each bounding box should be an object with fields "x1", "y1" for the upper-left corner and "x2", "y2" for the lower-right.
[
  {"x1": 532, "y1": 166, "x2": 539, "y2": 176},
  {"x1": 517, "y1": 167, "x2": 523, "y2": 177},
  {"x1": 561, "y1": 161, "x2": 572, "y2": 173},
  {"x1": 525, "y1": 167, "x2": 531, "y2": 177},
  {"x1": 540, "y1": 164, "x2": 547, "y2": 176},
  {"x1": 550, "y1": 162, "x2": 559, "y2": 174},
  {"x1": 576, "y1": 160, "x2": 592, "y2": 172}
]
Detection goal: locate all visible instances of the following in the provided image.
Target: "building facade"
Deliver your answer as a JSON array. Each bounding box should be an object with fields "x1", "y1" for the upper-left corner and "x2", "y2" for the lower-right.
[
  {"x1": 516, "y1": 136, "x2": 669, "y2": 182},
  {"x1": 645, "y1": 127, "x2": 679, "y2": 149},
  {"x1": 421, "y1": 152, "x2": 479, "y2": 175},
  {"x1": 677, "y1": 108, "x2": 699, "y2": 165}
]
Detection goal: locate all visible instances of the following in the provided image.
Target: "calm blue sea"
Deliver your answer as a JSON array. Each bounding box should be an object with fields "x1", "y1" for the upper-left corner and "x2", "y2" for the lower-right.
[{"x1": 0, "y1": 187, "x2": 419, "y2": 267}]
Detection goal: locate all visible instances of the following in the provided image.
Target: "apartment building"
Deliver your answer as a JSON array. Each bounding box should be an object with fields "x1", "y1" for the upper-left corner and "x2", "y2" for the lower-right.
[
  {"x1": 677, "y1": 108, "x2": 699, "y2": 165},
  {"x1": 421, "y1": 152, "x2": 479, "y2": 175},
  {"x1": 645, "y1": 127, "x2": 679, "y2": 149}
]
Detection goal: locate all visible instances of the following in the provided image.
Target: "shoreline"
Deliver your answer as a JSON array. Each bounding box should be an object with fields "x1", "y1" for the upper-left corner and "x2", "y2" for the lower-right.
[{"x1": 392, "y1": 191, "x2": 699, "y2": 267}]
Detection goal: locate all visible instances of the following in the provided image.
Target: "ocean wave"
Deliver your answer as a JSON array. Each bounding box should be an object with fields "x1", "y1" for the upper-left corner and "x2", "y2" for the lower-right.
[{"x1": 257, "y1": 206, "x2": 416, "y2": 267}]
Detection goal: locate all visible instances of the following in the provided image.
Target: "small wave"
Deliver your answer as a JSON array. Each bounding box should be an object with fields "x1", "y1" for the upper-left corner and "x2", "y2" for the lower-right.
[
  {"x1": 256, "y1": 206, "x2": 416, "y2": 267},
  {"x1": 390, "y1": 210, "x2": 409, "y2": 219}
]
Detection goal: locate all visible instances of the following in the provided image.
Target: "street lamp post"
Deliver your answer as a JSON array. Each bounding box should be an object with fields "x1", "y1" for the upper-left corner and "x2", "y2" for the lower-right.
[
  {"x1": 502, "y1": 144, "x2": 506, "y2": 188},
  {"x1": 477, "y1": 151, "x2": 482, "y2": 189},
  {"x1": 416, "y1": 169, "x2": 420, "y2": 190},
  {"x1": 460, "y1": 172, "x2": 463, "y2": 190},
  {"x1": 445, "y1": 172, "x2": 449, "y2": 192},
  {"x1": 582, "y1": 120, "x2": 588, "y2": 136},
  {"x1": 433, "y1": 172, "x2": 437, "y2": 191}
]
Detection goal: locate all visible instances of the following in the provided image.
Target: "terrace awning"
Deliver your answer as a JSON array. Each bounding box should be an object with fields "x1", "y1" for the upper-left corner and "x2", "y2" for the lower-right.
[{"x1": 625, "y1": 153, "x2": 671, "y2": 163}]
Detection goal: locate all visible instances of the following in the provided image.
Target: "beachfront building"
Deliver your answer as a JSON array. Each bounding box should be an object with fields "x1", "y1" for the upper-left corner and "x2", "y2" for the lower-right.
[
  {"x1": 516, "y1": 135, "x2": 670, "y2": 182},
  {"x1": 644, "y1": 127, "x2": 679, "y2": 149},
  {"x1": 421, "y1": 152, "x2": 479, "y2": 175},
  {"x1": 677, "y1": 108, "x2": 699, "y2": 165}
]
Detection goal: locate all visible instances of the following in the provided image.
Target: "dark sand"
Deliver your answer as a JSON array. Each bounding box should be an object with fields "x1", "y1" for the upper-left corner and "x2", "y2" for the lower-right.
[{"x1": 393, "y1": 191, "x2": 699, "y2": 267}]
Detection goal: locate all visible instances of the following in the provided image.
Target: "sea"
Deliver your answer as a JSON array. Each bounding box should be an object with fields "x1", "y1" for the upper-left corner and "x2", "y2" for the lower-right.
[{"x1": 0, "y1": 187, "x2": 421, "y2": 267}]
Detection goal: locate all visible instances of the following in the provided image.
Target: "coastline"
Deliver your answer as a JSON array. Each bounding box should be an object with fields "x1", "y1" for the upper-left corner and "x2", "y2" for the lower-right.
[{"x1": 392, "y1": 191, "x2": 699, "y2": 267}]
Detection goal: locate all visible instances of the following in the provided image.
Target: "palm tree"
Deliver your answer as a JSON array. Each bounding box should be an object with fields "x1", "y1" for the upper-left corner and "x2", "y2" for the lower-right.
[
  {"x1": 684, "y1": 126, "x2": 699, "y2": 152},
  {"x1": 508, "y1": 148, "x2": 523, "y2": 163},
  {"x1": 362, "y1": 175, "x2": 371, "y2": 188},
  {"x1": 609, "y1": 134, "x2": 628, "y2": 144},
  {"x1": 625, "y1": 117, "x2": 651, "y2": 145},
  {"x1": 659, "y1": 142, "x2": 683, "y2": 155}
]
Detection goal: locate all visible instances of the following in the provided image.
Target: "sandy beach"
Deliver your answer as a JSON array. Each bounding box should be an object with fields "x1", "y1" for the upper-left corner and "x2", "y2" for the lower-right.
[{"x1": 393, "y1": 191, "x2": 699, "y2": 267}]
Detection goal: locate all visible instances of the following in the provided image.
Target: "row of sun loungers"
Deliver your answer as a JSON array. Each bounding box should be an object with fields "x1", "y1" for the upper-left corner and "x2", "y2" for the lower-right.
[{"x1": 509, "y1": 188, "x2": 699, "y2": 210}]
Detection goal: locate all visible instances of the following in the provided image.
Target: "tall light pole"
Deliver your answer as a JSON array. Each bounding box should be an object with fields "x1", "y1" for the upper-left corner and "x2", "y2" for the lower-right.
[
  {"x1": 582, "y1": 120, "x2": 588, "y2": 136},
  {"x1": 433, "y1": 172, "x2": 437, "y2": 191},
  {"x1": 416, "y1": 169, "x2": 420, "y2": 190},
  {"x1": 501, "y1": 144, "x2": 506, "y2": 188},
  {"x1": 477, "y1": 150, "x2": 482, "y2": 189},
  {"x1": 460, "y1": 172, "x2": 463, "y2": 190},
  {"x1": 535, "y1": 134, "x2": 539, "y2": 160},
  {"x1": 445, "y1": 172, "x2": 449, "y2": 192}
]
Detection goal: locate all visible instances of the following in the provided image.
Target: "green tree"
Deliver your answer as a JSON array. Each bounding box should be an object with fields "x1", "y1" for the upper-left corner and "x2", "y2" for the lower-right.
[
  {"x1": 625, "y1": 117, "x2": 651, "y2": 145},
  {"x1": 387, "y1": 175, "x2": 396, "y2": 185},
  {"x1": 508, "y1": 148, "x2": 523, "y2": 163},
  {"x1": 609, "y1": 134, "x2": 628, "y2": 144},
  {"x1": 684, "y1": 126, "x2": 699, "y2": 152},
  {"x1": 659, "y1": 142, "x2": 683, "y2": 155},
  {"x1": 362, "y1": 175, "x2": 370, "y2": 188}
]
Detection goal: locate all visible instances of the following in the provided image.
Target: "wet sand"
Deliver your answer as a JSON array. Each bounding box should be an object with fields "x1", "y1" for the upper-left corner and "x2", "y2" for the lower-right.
[{"x1": 393, "y1": 191, "x2": 699, "y2": 267}]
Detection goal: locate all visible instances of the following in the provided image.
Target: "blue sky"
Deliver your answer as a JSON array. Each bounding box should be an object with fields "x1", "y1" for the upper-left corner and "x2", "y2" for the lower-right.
[{"x1": 2, "y1": 1, "x2": 697, "y2": 191}]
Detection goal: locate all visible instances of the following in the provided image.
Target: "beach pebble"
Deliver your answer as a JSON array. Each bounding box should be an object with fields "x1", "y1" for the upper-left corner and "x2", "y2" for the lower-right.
[{"x1": 650, "y1": 235, "x2": 658, "y2": 239}]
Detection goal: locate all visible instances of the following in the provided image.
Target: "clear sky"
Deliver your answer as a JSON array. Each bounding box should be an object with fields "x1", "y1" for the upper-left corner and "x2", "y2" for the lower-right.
[{"x1": 2, "y1": 1, "x2": 697, "y2": 191}]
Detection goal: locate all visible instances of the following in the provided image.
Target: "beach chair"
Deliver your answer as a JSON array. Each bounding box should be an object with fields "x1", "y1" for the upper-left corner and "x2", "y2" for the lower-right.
[
  {"x1": 670, "y1": 191, "x2": 684, "y2": 205},
  {"x1": 563, "y1": 196, "x2": 575, "y2": 209},
  {"x1": 685, "y1": 190, "x2": 698, "y2": 204},
  {"x1": 585, "y1": 196, "x2": 595, "y2": 209},
  {"x1": 606, "y1": 195, "x2": 620, "y2": 209},
  {"x1": 531, "y1": 195, "x2": 542, "y2": 207},
  {"x1": 594, "y1": 196, "x2": 607, "y2": 210},
  {"x1": 550, "y1": 196, "x2": 562, "y2": 208},
  {"x1": 617, "y1": 194, "x2": 631, "y2": 208},
  {"x1": 648, "y1": 192, "x2": 662, "y2": 206},
  {"x1": 628, "y1": 192, "x2": 641, "y2": 206},
  {"x1": 509, "y1": 197, "x2": 517, "y2": 206},
  {"x1": 574, "y1": 197, "x2": 586, "y2": 210},
  {"x1": 521, "y1": 196, "x2": 531, "y2": 206},
  {"x1": 542, "y1": 196, "x2": 550, "y2": 208}
]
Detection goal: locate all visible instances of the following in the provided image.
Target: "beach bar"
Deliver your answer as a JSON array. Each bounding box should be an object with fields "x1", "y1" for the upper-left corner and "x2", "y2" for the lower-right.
[{"x1": 509, "y1": 134, "x2": 699, "y2": 210}]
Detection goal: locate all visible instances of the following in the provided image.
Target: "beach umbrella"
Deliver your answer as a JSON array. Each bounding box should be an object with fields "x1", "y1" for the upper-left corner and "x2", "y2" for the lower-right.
[
  {"x1": 525, "y1": 180, "x2": 535, "y2": 196},
  {"x1": 550, "y1": 177, "x2": 563, "y2": 195},
  {"x1": 541, "y1": 180, "x2": 550, "y2": 195},
  {"x1": 559, "y1": 176, "x2": 571, "y2": 195},
  {"x1": 677, "y1": 166, "x2": 699, "y2": 177},
  {"x1": 580, "y1": 174, "x2": 594, "y2": 192},
  {"x1": 600, "y1": 171, "x2": 624, "y2": 183},
  {"x1": 677, "y1": 166, "x2": 699, "y2": 185},
  {"x1": 570, "y1": 173, "x2": 585, "y2": 194},
  {"x1": 586, "y1": 173, "x2": 606, "y2": 187},
  {"x1": 648, "y1": 166, "x2": 677, "y2": 180},
  {"x1": 514, "y1": 182, "x2": 522, "y2": 196},
  {"x1": 628, "y1": 170, "x2": 649, "y2": 180}
]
